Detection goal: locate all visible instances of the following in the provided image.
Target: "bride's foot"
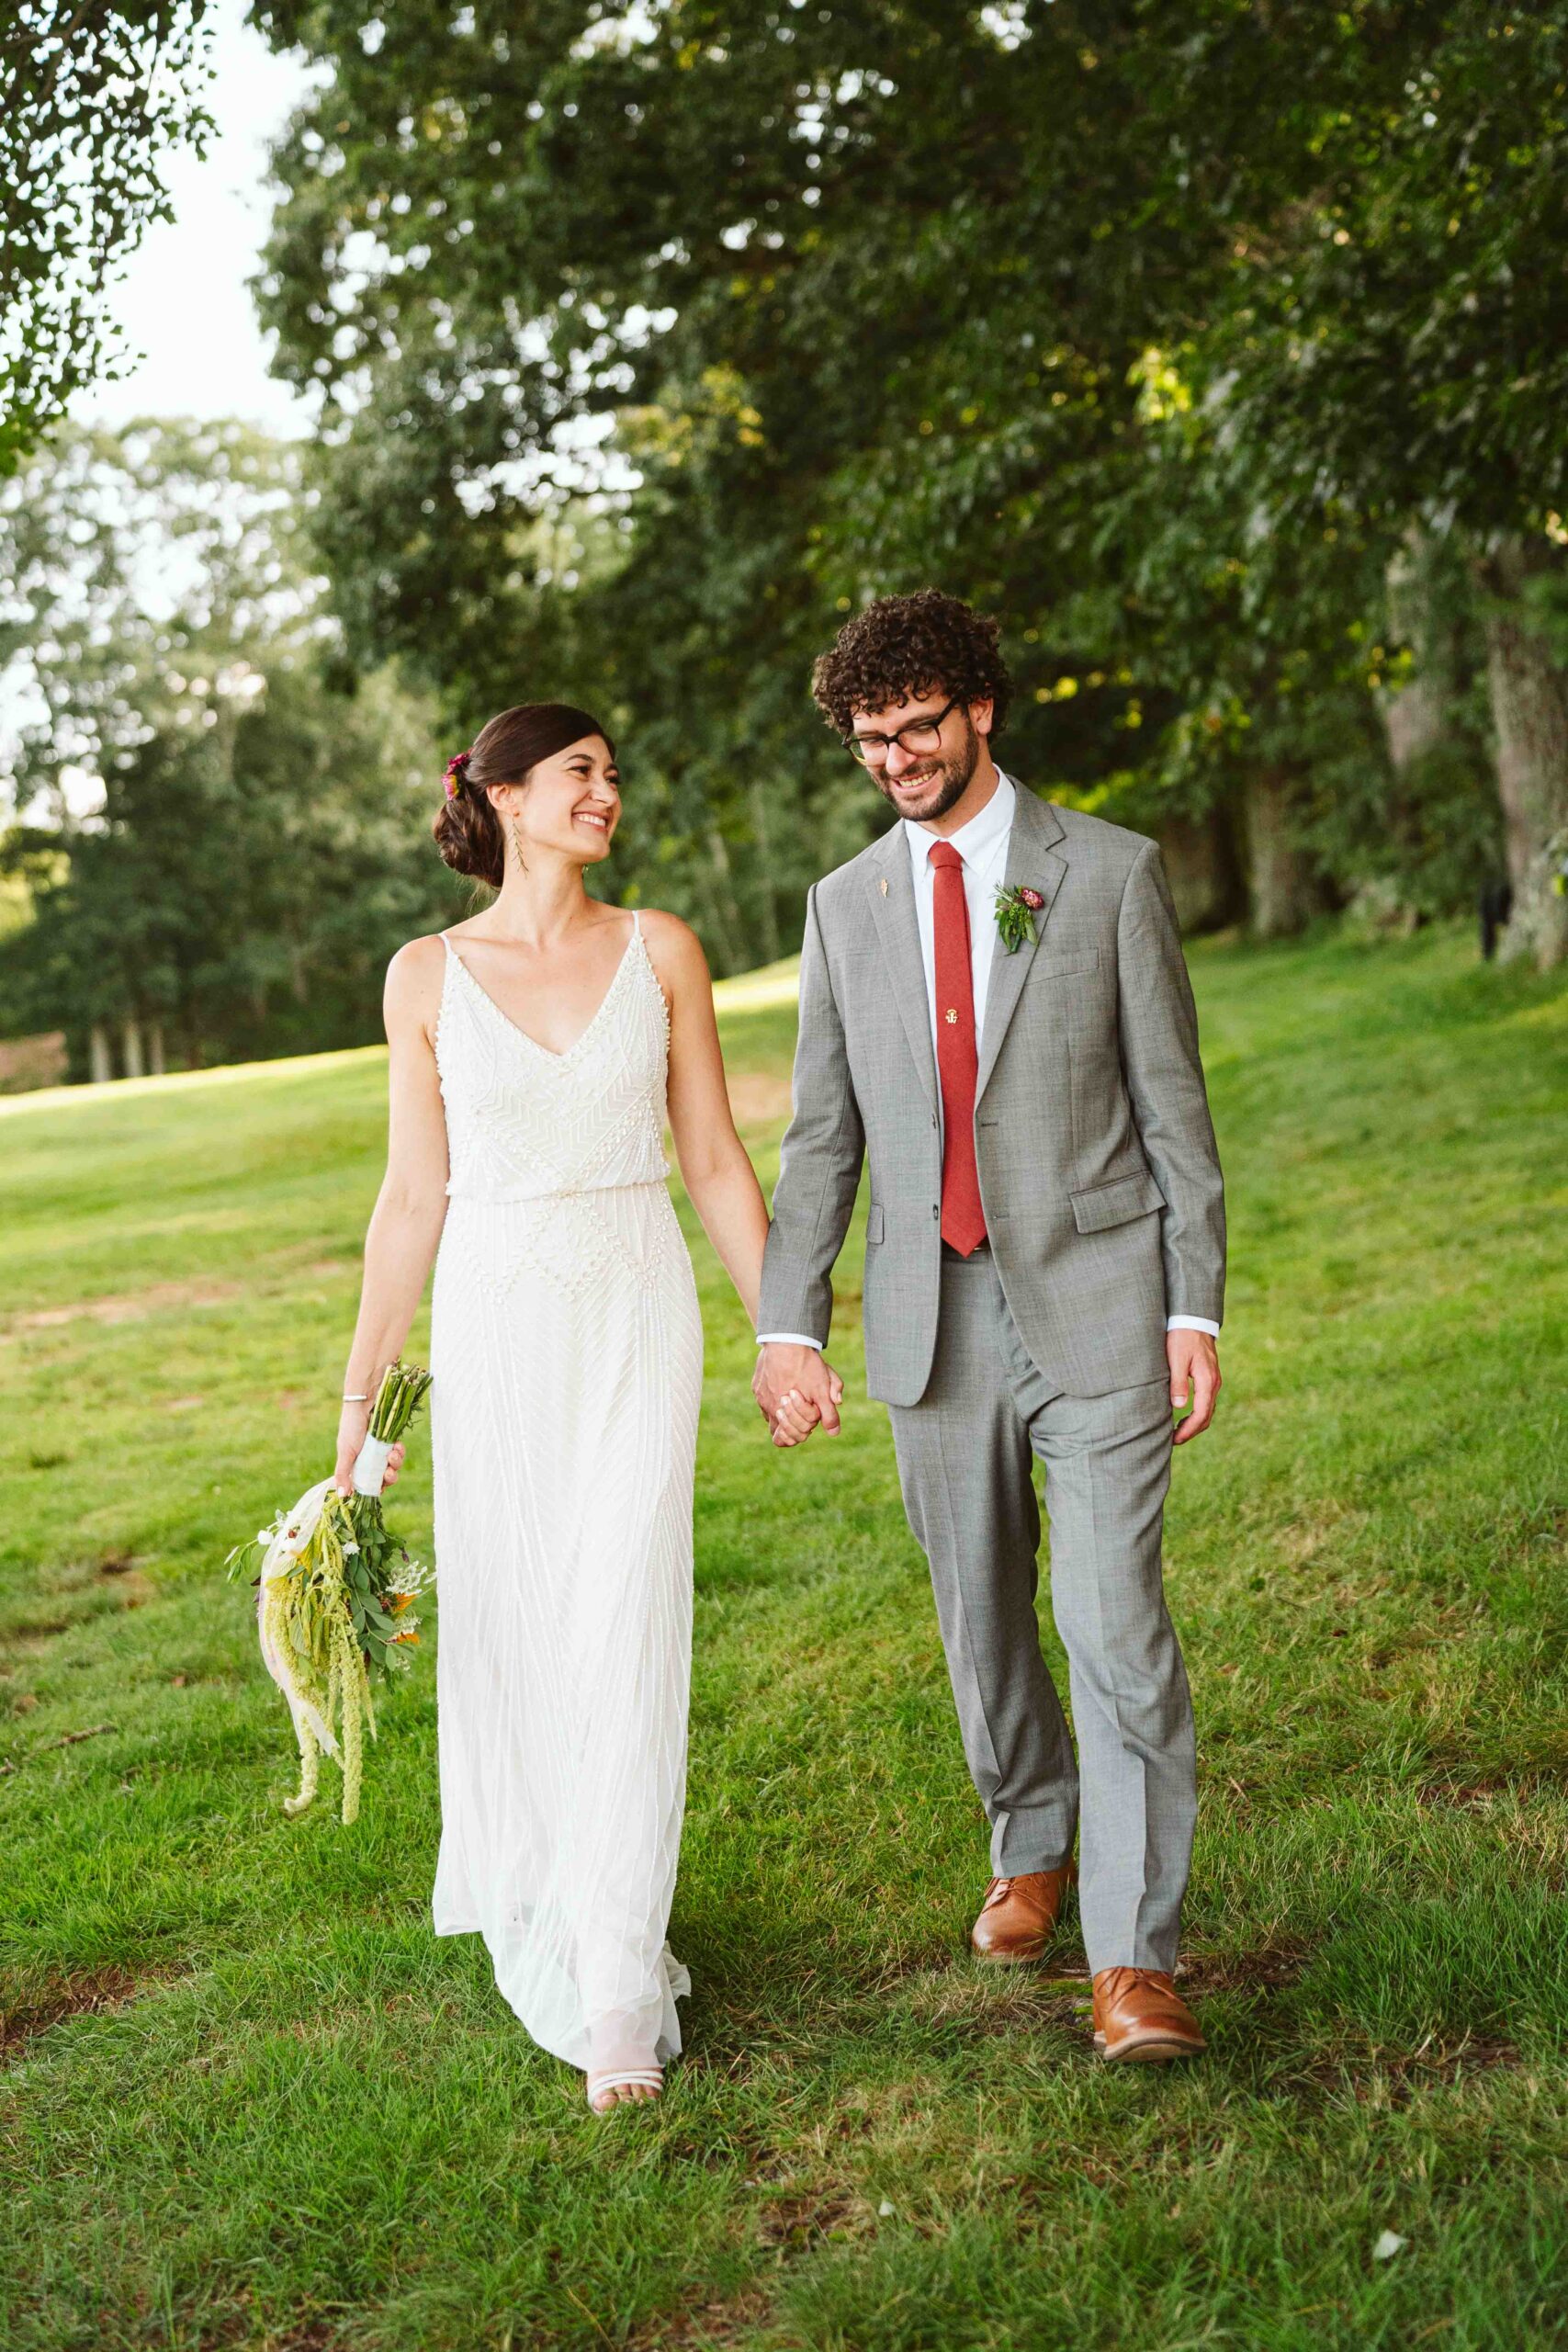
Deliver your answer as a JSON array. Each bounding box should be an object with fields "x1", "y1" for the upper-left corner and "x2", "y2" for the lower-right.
[{"x1": 586, "y1": 2066, "x2": 663, "y2": 2113}]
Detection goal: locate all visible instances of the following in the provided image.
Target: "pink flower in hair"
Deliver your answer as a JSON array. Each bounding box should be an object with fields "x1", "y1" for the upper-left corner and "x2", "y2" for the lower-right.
[{"x1": 443, "y1": 750, "x2": 472, "y2": 800}]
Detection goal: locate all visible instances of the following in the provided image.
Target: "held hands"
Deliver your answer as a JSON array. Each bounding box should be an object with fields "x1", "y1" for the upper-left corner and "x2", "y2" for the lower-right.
[
  {"x1": 333, "y1": 1402, "x2": 407, "y2": 1498},
  {"x1": 753, "y1": 1342, "x2": 845, "y2": 1449},
  {"x1": 1168, "y1": 1329, "x2": 1221, "y2": 1444}
]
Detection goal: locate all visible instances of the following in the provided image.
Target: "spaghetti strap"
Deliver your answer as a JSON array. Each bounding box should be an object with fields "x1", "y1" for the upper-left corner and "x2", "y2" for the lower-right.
[{"x1": 630, "y1": 910, "x2": 642, "y2": 941}]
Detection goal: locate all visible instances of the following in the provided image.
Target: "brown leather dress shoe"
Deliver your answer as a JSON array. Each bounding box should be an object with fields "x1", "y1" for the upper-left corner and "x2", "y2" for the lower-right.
[
  {"x1": 1091, "y1": 1967, "x2": 1205, "y2": 2062},
  {"x1": 970, "y1": 1862, "x2": 1076, "y2": 1962}
]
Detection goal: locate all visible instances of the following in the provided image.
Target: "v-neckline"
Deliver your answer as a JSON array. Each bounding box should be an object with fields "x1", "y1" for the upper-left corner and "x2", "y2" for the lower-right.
[{"x1": 444, "y1": 923, "x2": 638, "y2": 1063}]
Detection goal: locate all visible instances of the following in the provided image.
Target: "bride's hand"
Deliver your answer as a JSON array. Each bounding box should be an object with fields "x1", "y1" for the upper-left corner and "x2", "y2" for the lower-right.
[{"x1": 333, "y1": 1403, "x2": 406, "y2": 1498}]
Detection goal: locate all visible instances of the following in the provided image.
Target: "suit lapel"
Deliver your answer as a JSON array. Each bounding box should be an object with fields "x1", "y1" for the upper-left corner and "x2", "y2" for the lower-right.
[
  {"x1": 865, "y1": 830, "x2": 939, "y2": 1117},
  {"x1": 976, "y1": 787, "x2": 1067, "y2": 1104}
]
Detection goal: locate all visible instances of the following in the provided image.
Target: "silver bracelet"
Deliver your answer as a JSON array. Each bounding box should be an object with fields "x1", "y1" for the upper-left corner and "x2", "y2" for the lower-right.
[{"x1": 342, "y1": 1392, "x2": 370, "y2": 1404}]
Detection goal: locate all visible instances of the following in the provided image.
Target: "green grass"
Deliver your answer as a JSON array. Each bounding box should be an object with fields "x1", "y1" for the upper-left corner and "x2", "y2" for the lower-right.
[{"x1": 1, "y1": 922, "x2": 1565, "y2": 2351}]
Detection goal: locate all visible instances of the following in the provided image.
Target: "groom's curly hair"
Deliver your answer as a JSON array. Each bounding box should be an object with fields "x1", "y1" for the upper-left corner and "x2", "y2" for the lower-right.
[{"x1": 811, "y1": 589, "x2": 1013, "y2": 741}]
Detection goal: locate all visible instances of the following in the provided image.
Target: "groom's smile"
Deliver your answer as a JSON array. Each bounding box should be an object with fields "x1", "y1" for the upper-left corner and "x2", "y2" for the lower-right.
[
  {"x1": 844, "y1": 686, "x2": 998, "y2": 830},
  {"x1": 876, "y1": 735, "x2": 981, "y2": 826}
]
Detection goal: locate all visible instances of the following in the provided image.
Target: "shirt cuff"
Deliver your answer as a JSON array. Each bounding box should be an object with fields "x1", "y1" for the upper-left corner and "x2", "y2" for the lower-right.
[
  {"x1": 1167, "y1": 1315, "x2": 1221, "y2": 1339},
  {"x1": 756, "y1": 1332, "x2": 828, "y2": 1351}
]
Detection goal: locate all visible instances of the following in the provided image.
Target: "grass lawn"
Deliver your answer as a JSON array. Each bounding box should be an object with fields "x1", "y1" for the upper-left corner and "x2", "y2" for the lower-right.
[{"x1": 1, "y1": 921, "x2": 1565, "y2": 2352}]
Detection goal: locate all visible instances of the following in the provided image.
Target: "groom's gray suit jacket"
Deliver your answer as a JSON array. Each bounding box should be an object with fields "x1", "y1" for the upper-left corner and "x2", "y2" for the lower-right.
[{"x1": 759, "y1": 783, "x2": 1226, "y2": 1405}]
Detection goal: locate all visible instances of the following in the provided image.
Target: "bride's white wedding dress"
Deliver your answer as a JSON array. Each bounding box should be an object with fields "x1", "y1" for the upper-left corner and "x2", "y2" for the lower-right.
[{"x1": 427, "y1": 912, "x2": 703, "y2": 2079}]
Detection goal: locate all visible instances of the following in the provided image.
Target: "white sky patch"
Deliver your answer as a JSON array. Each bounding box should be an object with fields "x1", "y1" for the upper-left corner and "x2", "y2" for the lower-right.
[{"x1": 73, "y1": 0, "x2": 329, "y2": 441}]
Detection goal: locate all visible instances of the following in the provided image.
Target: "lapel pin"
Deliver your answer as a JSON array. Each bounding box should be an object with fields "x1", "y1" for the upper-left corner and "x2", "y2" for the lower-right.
[{"x1": 878, "y1": 876, "x2": 888, "y2": 896}]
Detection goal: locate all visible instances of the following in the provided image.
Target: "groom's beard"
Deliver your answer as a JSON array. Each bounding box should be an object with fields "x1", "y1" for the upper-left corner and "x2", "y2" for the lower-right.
[{"x1": 873, "y1": 719, "x2": 980, "y2": 824}]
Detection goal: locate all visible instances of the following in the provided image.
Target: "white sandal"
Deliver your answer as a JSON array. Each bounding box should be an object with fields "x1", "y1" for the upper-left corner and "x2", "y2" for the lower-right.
[{"x1": 586, "y1": 2067, "x2": 663, "y2": 2113}]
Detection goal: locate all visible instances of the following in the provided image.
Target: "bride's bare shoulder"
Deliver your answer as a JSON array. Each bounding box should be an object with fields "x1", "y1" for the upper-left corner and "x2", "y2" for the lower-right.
[
  {"x1": 635, "y1": 907, "x2": 707, "y2": 977},
  {"x1": 384, "y1": 932, "x2": 450, "y2": 1025}
]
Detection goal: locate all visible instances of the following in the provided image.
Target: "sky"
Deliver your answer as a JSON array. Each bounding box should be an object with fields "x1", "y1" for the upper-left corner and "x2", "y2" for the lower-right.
[
  {"x1": 76, "y1": 2, "x2": 326, "y2": 440},
  {"x1": 8, "y1": 6, "x2": 324, "y2": 816}
]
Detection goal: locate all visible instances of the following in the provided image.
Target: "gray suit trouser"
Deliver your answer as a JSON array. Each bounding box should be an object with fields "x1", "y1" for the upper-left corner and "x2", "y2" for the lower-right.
[{"x1": 886, "y1": 1250, "x2": 1196, "y2": 1974}]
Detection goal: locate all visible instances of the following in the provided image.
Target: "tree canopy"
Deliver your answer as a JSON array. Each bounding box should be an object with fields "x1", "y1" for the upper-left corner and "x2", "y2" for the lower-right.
[
  {"x1": 242, "y1": 1, "x2": 1562, "y2": 962},
  {"x1": 1, "y1": 3, "x2": 216, "y2": 471}
]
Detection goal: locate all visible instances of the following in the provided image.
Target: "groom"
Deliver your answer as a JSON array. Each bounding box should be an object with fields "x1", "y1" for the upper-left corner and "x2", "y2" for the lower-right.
[{"x1": 755, "y1": 590, "x2": 1225, "y2": 2062}]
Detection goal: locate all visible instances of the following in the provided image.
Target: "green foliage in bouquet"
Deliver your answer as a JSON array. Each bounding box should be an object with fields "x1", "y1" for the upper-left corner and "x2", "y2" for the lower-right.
[{"x1": 227, "y1": 1361, "x2": 433, "y2": 1825}]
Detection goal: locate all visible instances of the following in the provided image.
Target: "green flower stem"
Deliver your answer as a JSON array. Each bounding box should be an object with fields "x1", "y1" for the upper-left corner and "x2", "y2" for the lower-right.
[{"x1": 236, "y1": 1359, "x2": 432, "y2": 1825}]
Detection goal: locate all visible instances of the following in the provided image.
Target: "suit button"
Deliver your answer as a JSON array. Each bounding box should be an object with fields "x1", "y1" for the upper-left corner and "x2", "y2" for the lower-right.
[{"x1": 931, "y1": 1204, "x2": 940, "y2": 1219}]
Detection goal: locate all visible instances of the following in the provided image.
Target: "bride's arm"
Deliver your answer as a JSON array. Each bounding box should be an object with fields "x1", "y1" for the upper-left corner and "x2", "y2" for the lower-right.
[
  {"x1": 333, "y1": 939, "x2": 451, "y2": 1493},
  {"x1": 646, "y1": 911, "x2": 774, "y2": 1326}
]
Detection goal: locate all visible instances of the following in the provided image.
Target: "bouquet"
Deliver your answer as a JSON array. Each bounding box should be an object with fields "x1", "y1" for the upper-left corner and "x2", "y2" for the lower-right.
[{"x1": 227, "y1": 1361, "x2": 434, "y2": 1825}]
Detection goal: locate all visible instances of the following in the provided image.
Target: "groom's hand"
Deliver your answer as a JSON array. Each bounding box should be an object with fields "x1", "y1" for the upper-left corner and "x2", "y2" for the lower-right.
[
  {"x1": 753, "y1": 1343, "x2": 844, "y2": 1447},
  {"x1": 1168, "y1": 1329, "x2": 1221, "y2": 1445}
]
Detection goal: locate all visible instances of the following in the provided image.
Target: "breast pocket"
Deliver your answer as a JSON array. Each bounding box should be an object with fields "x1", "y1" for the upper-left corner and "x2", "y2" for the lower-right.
[{"x1": 1032, "y1": 948, "x2": 1100, "y2": 984}]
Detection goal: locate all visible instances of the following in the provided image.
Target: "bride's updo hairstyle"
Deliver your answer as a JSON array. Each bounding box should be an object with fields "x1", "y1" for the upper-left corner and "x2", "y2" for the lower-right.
[{"x1": 432, "y1": 700, "x2": 614, "y2": 888}]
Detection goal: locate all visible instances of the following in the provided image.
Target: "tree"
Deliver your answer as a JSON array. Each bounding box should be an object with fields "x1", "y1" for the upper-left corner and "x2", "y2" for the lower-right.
[
  {"x1": 1, "y1": 3, "x2": 215, "y2": 471},
  {"x1": 250, "y1": 1, "x2": 1265, "y2": 956},
  {"x1": 0, "y1": 420, "x2": 462, "y2": 1072},
  {"x1": 1171, "y1": 1, "x2": 1568, "y2": 962},
  {"x1": 250, "y1": 2, "x2": 1543, "y2": 956}
]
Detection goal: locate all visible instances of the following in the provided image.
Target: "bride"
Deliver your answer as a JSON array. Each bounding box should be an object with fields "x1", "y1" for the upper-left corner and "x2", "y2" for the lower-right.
[{"x1": 330, "y1": 701, "x2": 830, "y2": 2111}]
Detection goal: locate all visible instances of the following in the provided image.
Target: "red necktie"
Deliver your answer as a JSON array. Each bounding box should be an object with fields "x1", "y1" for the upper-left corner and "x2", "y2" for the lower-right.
[{"x1": 929, "y1": 841, "x2": 987, "y2": 1255}]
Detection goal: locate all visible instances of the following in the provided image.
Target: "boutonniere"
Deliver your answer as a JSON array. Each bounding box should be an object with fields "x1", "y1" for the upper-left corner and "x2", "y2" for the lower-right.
[{"x1": 994, "y1": 882, "x2": 1045, "y2": 954}]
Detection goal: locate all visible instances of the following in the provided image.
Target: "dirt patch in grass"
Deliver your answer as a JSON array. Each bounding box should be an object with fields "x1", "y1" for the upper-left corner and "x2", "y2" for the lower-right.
[
  {"x1": 1179, "y1": 1939, "x2": 1314, "y2": 1994},
  {"x1": 1415, "y1": 1771, "x2": 1547, "y2": 1811},
  {"x1": 1294, "y1": 2031, "x2": 1524, "y2": 2111},
  {"x1": 623, "y1": 2191, "x2": 859, "y2": 2352},
  {"x1": 0, "y1": 1964, "x2": 176, "y2": 2061},
  {"x1": 756, "y1": 2189, "x2": 858, "y2": 2256},
  {"x1": 96, "y1": 1548, "x2": 135, "y2": 1575},
  {"x1": 4, "y1": 1277, "x2": 243, "y2": 1335},
  {"x1": 626, "y1": 2285, "x2": 779, "y2": 2351}
]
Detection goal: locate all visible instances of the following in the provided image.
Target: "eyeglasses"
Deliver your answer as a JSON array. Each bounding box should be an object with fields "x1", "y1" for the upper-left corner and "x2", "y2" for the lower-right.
[{"x1": 843, "y1": 695, "x2": 964, "y2": 767}]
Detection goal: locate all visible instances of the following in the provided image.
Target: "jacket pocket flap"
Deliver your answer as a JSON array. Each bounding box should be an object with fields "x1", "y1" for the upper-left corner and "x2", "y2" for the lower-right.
[
  {"x1": 866, "y1": 1204, "x2": 886, "y2": 1245},
  {"x1": 1071, "y1": 1169, "x2": 1165, "y2": 1235},
  {"x1": 1033, "y1": 948, "x2": 1100, "y2": 982}
]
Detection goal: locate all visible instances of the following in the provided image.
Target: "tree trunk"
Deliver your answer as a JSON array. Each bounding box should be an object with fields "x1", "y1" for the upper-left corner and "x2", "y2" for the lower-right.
[
  {"x1": 704, "y1": 826, "x2": 745, "y2": 975},
  {"x1": 746, "y1": 774, "x2": 782, "y2": 966},
  {"x1": 1381, "y1": 529, "x2": 1450, "y2": 776},
  {"x1": 121, "y1": 1019, "x2": 145, "y2": 1079},
  {"x1": 147, "y1": 1023, "x2": 167, "y2": 1076},
  {"x1": 1243, "y1": 766, "x2": 1321, "y2": 939},
  {"x1": 1156, "y1": 802, "x2": 1247, "y2": 934},
  {"x1": 1477, "y1": 537, "x2": 1568, "y2": 970},
  {"x1": 88, "y1": 1023, "x2": 113, "y2": 1084}
]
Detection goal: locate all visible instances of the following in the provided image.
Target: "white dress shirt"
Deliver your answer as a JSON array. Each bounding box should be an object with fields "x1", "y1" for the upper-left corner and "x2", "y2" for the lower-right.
[{"x1": 759, "y1": 767, "x2": 1220, "y2": 1346}]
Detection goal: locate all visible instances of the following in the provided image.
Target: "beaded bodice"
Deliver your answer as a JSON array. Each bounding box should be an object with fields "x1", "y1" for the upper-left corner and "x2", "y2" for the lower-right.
[{"x1": 435, "y1": 917, "x2": 671, "y2": 1204}]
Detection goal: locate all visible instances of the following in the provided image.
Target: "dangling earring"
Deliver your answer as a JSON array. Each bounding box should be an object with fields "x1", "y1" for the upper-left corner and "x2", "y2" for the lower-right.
[{"x1": 508, "y1": 808, "x2": 529, "y2": 876}]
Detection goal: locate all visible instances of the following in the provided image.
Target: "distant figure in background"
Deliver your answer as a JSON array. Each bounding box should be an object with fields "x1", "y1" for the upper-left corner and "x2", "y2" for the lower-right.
[{"x1": 1479, "y1": 877, "x2": 1513, "y2": 961}]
